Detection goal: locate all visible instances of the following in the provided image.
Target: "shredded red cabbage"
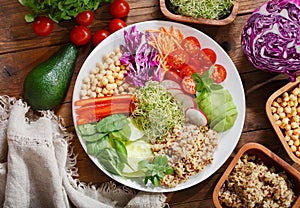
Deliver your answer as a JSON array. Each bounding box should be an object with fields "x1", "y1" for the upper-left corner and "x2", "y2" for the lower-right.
[
  {"x1": 120, "y1": 26, "x2": 161, "y2": 87},
  {"x1": 241, "y1": 0, "x2": 300, "y2": 81}
]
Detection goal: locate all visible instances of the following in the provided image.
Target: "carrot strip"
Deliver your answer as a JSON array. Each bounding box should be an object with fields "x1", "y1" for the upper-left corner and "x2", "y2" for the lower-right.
[
  {"x1": 74, "y1": 94, "x2": 133, "y2": 107},
  {"x1": 75, "y1": 102, "x2": 134, "y2": 125}
]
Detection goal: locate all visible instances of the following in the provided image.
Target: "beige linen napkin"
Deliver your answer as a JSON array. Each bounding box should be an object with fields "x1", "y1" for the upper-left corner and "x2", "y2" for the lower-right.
[{"x1": 0, "y1": 95, "x2": 167, "y2": 208}]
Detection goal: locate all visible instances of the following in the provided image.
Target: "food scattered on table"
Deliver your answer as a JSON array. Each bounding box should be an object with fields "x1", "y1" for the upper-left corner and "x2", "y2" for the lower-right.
[
  {"x1": 23, "y1": 43, "x2": 78, "y2": 110},
  {"x1": 74, "y1": 25, "x2": 238, "y2": 188},
  {"x1": 241, "y1": 0, "x2": 300, "y2": 81},
  {"x1": 218, "y1": 153, "x2": 297, "y2": 208},
  {"x1": 270, "y1": 84, "x2": 300, "y2": 158},
  {"x1": 167, "y1": 0, "x2": 234, "y2": 20}
]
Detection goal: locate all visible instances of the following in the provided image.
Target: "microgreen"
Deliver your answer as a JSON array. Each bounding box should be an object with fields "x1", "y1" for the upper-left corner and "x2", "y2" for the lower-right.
[{"x1": 168, "y1": 0, "x2": 234, "y2": 20}]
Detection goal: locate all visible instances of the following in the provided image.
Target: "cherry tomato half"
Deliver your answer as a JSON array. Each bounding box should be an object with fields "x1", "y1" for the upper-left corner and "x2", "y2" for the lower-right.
[
  {"x1": 93, "y1": 29, "x2": 110, "y2": 46},
  {"x1": 110, "y1": 0, "x2": 130, "y2": 18},
  {"x1": 32, "y1": 16, "x2": 54, "y2": 36},
  {"x1": 180, "y1": 65, "x2": 195, "y2": 78},
  {"x1": 181, "y1": 36, "x2": 201, "y2": 57},
  {"x1": 166, "y1": 49, "x2": 190, "y2": 72},
  {"x1": 70, "y1": 25, "x2": 91, "y2": 46},
  {"x1": 109, "y1": 18, "x2": 127, "y2": 33},
  {"x1": 201, "y1": 48, "x2": 217, "y2": 65},
  {"x1": 76, "y1": 10, "x2": 94, "y2": 26},
  {"x1": 181, "y1": 75, "x2": 196, "y2": 94},
  {"x1": 211, "y1": 64, "x2": 227, "y2": 83}
]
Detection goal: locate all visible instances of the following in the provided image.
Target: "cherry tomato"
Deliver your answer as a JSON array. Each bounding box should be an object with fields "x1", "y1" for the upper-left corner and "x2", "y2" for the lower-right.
[
  {"x1": 166, "y1": 49, "x2": 190, "y2": 72},
  {"x1": 181, "y1": 36, "x2": 201, "y2": 57},
  {"x1": 109, "y1": 18, "x2": 127, "y2": 33},
  {"x1": 211, "y1": 64, "x2": 227, "y2": 83},
  {"x1": 93, "y1": 29, "x2": 110, "y2": 46},
  {"x1": 32, "y1": 16, "x2": 54, "y2": 36},
  {"x1": 76, "y1": 10, "x2": 94, "y2": 26},
  {"x1": 110, "y1": 0, "x2": 130, "y2": 18},
  {"x1": 163, "y1": 70, "x2": 182, "y2": 83},
  {"x1": 181, "y1": 75, "x2": 196, "y2": 94},
  {"x1": 179, "y1": 65, "x2": 195, "y2": 78},
  {"x1": 196, "y1": 50, "x2": 214, "y2": 72},
  {"x1": 70, "y1": 25, "x2": 91, "y2": 46},
  {"x1": 201, "y1": 48, "x2": 217, "y2": 65}
]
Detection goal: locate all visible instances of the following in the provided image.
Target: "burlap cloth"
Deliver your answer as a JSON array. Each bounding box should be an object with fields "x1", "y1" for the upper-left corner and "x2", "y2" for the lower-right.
[{"x1": 0, "y1": 95, "x2": 167, "y2": 208}]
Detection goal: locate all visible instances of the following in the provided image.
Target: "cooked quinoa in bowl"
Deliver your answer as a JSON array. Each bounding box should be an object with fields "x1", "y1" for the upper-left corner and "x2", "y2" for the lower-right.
[
  {"x1": 219, "y1": 154, "x2": 296, "y2": 207},
  {"x1": 213, "y1": 143, "x2": 300, "y2": 208}
]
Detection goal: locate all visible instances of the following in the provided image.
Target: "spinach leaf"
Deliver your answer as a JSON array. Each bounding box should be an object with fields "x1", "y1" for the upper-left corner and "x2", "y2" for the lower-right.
[
  {"x1": 97, "y1": 148, "x2": 124, "y2": 176},
  {"x1": 86, "y1": 135, "x2": 110, "y2": 156},
  {"x1": 97, "y1": 114, "x2": 129, "y2": 133},
  {"x1": 77, "y1": 123, "x2": 97, "y2": 136}
]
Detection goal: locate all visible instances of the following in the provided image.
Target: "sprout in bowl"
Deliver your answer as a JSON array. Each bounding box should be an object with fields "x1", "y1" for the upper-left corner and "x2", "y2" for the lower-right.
[{"x1": 241, "y1": 0, "x2": 300, "y2": 81}]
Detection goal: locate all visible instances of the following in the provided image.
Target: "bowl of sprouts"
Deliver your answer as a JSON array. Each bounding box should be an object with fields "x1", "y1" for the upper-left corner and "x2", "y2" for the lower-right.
[
  {"x1": 159, "y1": 0, "x2": 239, "y2": 26},
  {"x1": 72, "y1": 20, "x2": 245, "y2": 192}
]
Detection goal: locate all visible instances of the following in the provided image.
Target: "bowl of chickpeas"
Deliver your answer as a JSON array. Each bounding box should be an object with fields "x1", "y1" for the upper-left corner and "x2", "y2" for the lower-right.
[{"x1": 266, "y1": 76, "x2": 300, "y2": 165}]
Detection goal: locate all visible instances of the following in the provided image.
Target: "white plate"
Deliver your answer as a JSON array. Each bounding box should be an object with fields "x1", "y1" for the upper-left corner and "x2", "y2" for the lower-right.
[{"x1": 72, "y1": 20, "x2": 245, "y2": 192}]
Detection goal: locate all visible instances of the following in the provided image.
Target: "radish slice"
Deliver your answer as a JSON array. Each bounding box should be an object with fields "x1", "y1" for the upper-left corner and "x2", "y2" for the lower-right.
[
  {"x1": 185, "y1": 107, "x2": 208, "y2": 126},
  {"x1": 174, "y1": 93, "x2": 196, "y2": 112},
  {"x1": 161, "y1": 79, "x2": 181, "y2": 89},
  {"x1": 168, "y1": 88, "x2": 183, "y2": 97}
]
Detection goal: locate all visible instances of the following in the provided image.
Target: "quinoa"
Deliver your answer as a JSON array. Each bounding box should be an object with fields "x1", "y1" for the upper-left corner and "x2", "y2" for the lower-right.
[
  {"x1": 151, "y1": 123, "x2": 219, "y2": 187},
  {"x1": 218, "y1": 154, "x2": 297, "y2": 208}
]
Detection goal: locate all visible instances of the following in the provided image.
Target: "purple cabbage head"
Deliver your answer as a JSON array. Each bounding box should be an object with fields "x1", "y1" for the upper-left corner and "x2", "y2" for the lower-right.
[
  {"x1": 241, "y1": 0, "x2": 300, "y2": 81},
  {"x1": 120, "y1": 26, "x2": 161, "y2": 87}
]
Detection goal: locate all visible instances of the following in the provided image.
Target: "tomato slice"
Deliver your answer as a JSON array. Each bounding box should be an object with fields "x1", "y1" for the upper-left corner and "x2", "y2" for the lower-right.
[
  {"x1": 189, "y1": 57, "x2": 209, "y2": 75},
  {"x1": 201, "y1": 48, "x2": 217, "y2": 65},
  {"x1": 179, "y1": 65, "x2": 195, "y2": 78},
  {"x1": 181, "y1": 75, "x2": 196, "y2": 94},
  {"x1": 211, "y1": 64, "x2": 227, "y2": 83},
  {"x1": 163, "y1": 70, "x2": 182, "y2": 83},
  {"x1": 166, "y1": 49, "x2": 189, "y2": 72},
  {"x1": 181, "y1": 36, "x2": 201, "y2": 57}
]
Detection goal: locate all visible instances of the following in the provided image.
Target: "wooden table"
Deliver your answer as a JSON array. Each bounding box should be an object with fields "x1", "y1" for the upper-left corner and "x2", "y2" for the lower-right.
[{"x1": 1, "y1": 0, "x2": 300, "y2": 207}]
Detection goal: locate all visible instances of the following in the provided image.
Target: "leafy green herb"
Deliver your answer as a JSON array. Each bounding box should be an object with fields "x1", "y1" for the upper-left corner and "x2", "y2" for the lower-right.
[
  {"x1": 18, "y1": 0, "x2": 112, "y2": 23},
  {"x1": 168, "y1": 0, "x2": 234, "y2": 20},
  {"x1": 138, "y1": 156, "x2": 174, "y2": 187}
]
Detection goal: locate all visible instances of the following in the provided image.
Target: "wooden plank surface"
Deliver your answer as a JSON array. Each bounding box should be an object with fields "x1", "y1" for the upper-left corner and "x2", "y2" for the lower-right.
[{"x1": 1, "y1": 0, "x2": 299, "y2": 207}]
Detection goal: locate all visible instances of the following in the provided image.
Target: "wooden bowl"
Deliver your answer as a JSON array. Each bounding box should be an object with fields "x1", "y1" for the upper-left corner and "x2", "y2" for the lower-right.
[
  {"x1": 213, "y1": 142, "x2": 300, "y2": 208},
  {"x1": 266, "y1": 76, "x2": 300, "y2": 165},
  {"x1": 159, "y1": 0, "x2": 239, "y2": 26}
]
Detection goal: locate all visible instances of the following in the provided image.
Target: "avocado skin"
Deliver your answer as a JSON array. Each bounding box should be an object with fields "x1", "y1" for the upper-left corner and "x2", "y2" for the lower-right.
[{"x1": 23, "y1": 43, "x2": 78, "y2": 110}]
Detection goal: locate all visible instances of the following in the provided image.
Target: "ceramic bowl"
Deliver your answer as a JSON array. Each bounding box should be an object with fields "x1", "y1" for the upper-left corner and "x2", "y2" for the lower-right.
[
  {"x1": 266, "y1": 76, "x2": 300, "y2": 165},
  {"x1": 159, "y1": 0, "x2": 239, "y2": 26},
  {"x1": 213, "y1": 142, "x2": 300, "y2": 208}
]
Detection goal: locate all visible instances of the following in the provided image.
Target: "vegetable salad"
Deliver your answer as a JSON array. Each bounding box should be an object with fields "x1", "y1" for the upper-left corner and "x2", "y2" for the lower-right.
[{"x1": 74, "y1": 25, "x2": 238, "y2": 188}]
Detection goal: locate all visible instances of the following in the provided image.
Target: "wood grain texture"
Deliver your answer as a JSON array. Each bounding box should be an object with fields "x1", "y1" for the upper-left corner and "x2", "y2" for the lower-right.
[{"x1": 1, "y1": 0, "x2": 299, "y2": 207}]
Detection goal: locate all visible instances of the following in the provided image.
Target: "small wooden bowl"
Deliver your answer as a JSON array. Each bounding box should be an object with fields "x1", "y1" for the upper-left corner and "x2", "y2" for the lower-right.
[
  {"x1": 266, "y1": 76, "x2": 300, "y2": 165},
  {"x1": 159, "y1": 0, "x2": 239, "y2": 26},
  {"x1": 213, "y1": 142, "x2": 300, "y2": 208}
]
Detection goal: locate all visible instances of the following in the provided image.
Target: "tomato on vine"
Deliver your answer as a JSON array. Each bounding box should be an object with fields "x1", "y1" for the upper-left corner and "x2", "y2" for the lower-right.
[{"x1": 32, "y1": 16, "x2": 54, "y2": 36}]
